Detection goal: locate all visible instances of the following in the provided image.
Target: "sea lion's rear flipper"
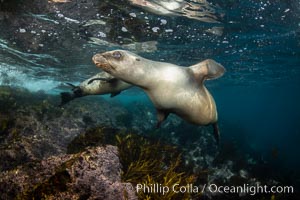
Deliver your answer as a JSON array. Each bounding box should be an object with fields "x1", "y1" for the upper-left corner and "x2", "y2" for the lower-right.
[
  {"x1": 156, "y1": 109, "x2": 170, "y2": 128},
  {"x1": 212, "y1": 122, "x2": 220, "y2": 144},
  {"x1": 88, "y1": 77, "x2": 117, "y2": 84},
  {"x1": 189, "y1": 59, "x2": 225, "y2": 82},
  {"x1": 110, "y1": 91, "x2": 121, "y2": 97},
  {"x1": 60, "y1": 92, "x2": 76, "y2": 106},
  {"x1": 60, "y1": 83, "x2": 84, "y2": 106}
]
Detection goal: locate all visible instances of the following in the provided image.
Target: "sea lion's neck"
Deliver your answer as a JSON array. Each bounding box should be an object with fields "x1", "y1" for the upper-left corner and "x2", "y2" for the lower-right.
[{"x1": 119, "y1": 60, "x2": 163, "y2": 89}]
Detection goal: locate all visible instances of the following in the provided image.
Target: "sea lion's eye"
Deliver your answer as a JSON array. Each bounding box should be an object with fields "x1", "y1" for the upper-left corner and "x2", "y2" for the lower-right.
[
  {"x1": 136, "y1": 58, "x2": 140, "y2": 61},
  {"x1": 112, "y1": 51, "x2": 122, "y2": 59}
]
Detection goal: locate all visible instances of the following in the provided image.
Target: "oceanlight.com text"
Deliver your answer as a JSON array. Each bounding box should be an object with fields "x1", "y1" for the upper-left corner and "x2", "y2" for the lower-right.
[
  {"x1": 135, "y1": 183, "x2": 294, "y2": 196},
  {"x1": 207, "y1": 183, "x2": 294, "y2": 196}
]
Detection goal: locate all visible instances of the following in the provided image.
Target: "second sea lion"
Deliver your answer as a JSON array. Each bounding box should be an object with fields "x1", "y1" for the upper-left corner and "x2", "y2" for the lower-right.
[{"x1": 60, "y1": 71, "x2": 132, "y2": 105}]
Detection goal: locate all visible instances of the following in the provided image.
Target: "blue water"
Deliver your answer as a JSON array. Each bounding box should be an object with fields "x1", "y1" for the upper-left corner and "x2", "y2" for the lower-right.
[{"x1": 0, "y1": 0, "x2": 299, "y2": 175}]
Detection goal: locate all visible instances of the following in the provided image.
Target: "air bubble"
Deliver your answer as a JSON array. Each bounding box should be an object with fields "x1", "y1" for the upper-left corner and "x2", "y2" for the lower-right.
[
  {"x1": 152, "y1": 27, "x2": 160, "y2": 33},
  {"x1": 121, "y1": 27, "x2": 128, "y2": 32}
]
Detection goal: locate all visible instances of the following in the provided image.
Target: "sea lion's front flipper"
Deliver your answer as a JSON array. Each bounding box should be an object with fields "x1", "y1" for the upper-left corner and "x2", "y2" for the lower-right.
[
  {"x1": 88, "y1": 77, "x2": 117, "y2": 84},
  {"x1": 110, "y1": 91, "x2": 121, "y2": 97},
  {"x1": 156, "y1": 109, "x2": 170, "y2": 128},
  {"x1": 189, "y1": 59, "x2": 225, "y2": 82},
  {"x1": 212, "y1": 122, "x2": 220, "y2": 144}
]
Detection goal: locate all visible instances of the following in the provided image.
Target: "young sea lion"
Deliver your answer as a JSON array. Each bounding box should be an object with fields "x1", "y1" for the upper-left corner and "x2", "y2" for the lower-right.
[
  {"x1": 60, "y1": 71, "x2": 132, "y2": 105},
  {"x1": 92, "y1": 50, "x2": 225, "y2": 143}
]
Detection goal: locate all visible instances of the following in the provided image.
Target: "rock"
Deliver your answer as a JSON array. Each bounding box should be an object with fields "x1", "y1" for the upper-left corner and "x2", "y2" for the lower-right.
[
  {"x1": 0, "y1": 145, "x2": 137, "y2": 200},
  {"x1": 0, "y1": 86, "x2": 131, "y2": 171}
]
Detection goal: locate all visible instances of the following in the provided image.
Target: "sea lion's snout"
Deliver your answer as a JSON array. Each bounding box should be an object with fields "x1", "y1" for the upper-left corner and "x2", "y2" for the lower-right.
[
  {"x1": 92, "y1": 53, "x2": 114, "y2": 72},
  {"x1": 92, "y1": 54, "x2": 105, "y2": 67}
]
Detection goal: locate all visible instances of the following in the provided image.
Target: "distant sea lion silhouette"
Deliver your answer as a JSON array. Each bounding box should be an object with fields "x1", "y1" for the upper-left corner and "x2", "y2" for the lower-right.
[
  {"x1": 60, "y1": 71, "x2": 132, "y2": 105},
  {"x1": 92, "y1": 50, "x2": 225, "y2": 143}
]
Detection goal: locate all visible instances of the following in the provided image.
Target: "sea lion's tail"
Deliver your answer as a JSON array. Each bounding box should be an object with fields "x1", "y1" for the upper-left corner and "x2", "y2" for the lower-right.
[{"x1": 212, "y1": 123, "x2": 220, "y2": 144}]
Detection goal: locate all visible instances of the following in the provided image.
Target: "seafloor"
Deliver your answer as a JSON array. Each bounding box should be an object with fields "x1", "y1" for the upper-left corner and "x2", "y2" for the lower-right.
[{"x1": 0, "y1": 86, "x2": 298, "y2": 199}]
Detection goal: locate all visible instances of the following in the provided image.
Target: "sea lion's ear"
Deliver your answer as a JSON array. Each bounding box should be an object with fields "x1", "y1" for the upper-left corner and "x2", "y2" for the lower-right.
[{"x1": 189, "y1": 59, "x2": 225, "y2": 82}]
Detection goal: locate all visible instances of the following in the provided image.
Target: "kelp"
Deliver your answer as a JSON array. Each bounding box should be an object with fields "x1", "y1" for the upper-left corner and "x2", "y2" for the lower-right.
[{"x1": 116, "y1": 133, "x2": 199, "y2": 199}]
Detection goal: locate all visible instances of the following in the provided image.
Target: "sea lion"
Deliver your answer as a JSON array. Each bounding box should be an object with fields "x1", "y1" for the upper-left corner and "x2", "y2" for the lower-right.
[
  {"x1": 92, "y1": 50, "x2": 225, "y2": 143},
  {"x1": 60, "y1": 71, "x2": 132, "y2": 105}
]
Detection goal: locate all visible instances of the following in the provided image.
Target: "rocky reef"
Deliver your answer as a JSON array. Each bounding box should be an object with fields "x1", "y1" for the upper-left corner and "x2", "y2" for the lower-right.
[
  {"x1": 0, "y1": 145, "x2": 137, "y2": 200},
  {"x1": 0, "y1": 86, "x2": 130, "y2": 171},
  {"x1": 0, "y1": 86, "x2": 298, "y2": 199}
]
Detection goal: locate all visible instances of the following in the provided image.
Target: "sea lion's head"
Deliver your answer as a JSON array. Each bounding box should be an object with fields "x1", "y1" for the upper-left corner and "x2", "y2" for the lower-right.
[{"x1": 92, "y1": 50, "x2": 146, "y2": 83}]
